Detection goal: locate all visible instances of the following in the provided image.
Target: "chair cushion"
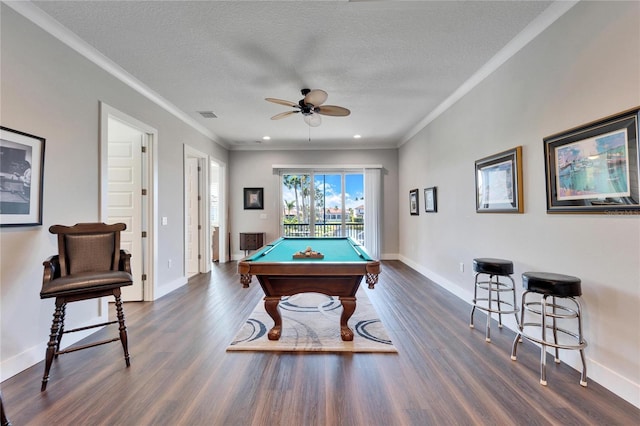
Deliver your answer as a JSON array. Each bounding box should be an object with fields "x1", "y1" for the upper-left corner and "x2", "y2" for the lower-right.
[
  {"x1": 65, "y1": 233, "x2": 115, "y2": 274},
  {"x1": 40, "y1": 271, "x2": 133, "y2": 298}
]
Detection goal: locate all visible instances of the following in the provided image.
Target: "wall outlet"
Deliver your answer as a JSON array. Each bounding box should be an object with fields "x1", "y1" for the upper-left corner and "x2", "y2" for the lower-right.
[
  {"x1": 168, "y1": 259, "x2": 172, "y2": 268},
  {"x1": 459, "y1": 262, "x2": 464, "y2": 273}
]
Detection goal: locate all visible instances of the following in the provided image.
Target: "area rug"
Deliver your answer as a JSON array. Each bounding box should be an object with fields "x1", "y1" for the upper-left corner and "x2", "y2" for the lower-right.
[{"x1": 227, "y1": 289, "x2": 397, "y2": 353}]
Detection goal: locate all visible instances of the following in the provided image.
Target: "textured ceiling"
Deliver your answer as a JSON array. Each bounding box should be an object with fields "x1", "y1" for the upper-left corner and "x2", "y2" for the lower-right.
[{"x1": 29, "y1": 1, "x2": 555, "y2": 150}]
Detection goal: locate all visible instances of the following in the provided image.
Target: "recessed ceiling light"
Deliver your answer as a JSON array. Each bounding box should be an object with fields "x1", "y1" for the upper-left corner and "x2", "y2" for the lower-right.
[
  {"x1": 262, "y1": 136, "x2": 271, "y2": 140},
  {"x1": 353, "y1": 134, "x2": 362, "y2": 139}
]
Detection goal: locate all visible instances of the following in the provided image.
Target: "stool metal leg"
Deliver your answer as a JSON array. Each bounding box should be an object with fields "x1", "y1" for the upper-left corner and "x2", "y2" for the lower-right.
[
  {"x1": 510, "y1": 290, "x2": 528, "y2": 360},
  {"x1": 540, "y1": 295, "x2": 549, "y2": 386},
  {"x1": 552, "y1": 296, "x2": 560, "y2": 363},
  {"x1": 471, "y1": 272, "x2": 518, "y2": 343},
  {"x1": 575, "y1": 297, "x2": 588, "y2": 387},
  {"x1": 495, "y1": 275, "x2": 503, "y2": 329},
  {"x1": 470, "y1": 273, "x2": 480, "y2": 330},
  {"x1": 485, "y1": 275, "x2": 493, "y2": 342}
]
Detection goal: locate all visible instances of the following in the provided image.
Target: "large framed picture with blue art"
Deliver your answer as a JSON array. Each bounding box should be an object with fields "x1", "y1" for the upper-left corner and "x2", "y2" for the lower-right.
[{"x1": 544, "y1": 107, "x2": 639, "y2": 214}]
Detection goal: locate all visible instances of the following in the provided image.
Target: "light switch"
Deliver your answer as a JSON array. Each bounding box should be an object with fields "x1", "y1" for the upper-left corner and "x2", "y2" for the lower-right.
[
  {"x1": 260, "y1": 213, "x2": 267, "y2": 220},
  {"x1": 162, "y1": 217, "x2": 168, "y2": 225}
]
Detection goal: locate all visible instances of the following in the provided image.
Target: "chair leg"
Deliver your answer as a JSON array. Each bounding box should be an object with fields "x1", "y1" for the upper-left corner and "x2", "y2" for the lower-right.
[
  {"x1": 42, "y1": 299, "x2": 64, "y2": 391},
  {"x1": 55, "y1": 303, "x2": 66, "y2": 359},
  {"x1": 113, "y1": 290, "x2": 131, "y2": 367},
  {"x1": 1, "y1": 391, "x2": 11, "y2": 426}
]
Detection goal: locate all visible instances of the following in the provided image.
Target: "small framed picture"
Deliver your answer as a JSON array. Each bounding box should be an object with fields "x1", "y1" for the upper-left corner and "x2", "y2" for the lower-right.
[
  {"x1": 244, "y1": 187, "x2": 264, "y2": 210},
  {"x1": 1, "y1": 126, "x2": 46, "y2": 227},
  {"x1": 475, "y1": 146, "x2": 524, "y2": 213},
  {"x1": 424, "y1": 187, "x2": 437, "y2": 213},
  {"x1": 409, "y1": 188, "x2": 419, "y2": 215},
  {"x1": 544, "y1": 107, "x2": 639, "y2": 214}
]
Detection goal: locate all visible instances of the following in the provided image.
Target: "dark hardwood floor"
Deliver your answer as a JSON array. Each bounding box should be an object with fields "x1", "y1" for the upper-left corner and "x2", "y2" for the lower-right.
[{"x1": 2, "y1": 261, "x2": 638, "y2": 425}]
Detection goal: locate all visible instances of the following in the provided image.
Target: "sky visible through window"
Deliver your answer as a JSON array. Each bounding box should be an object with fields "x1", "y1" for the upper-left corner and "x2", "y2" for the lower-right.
[{"x1": 282, "y1": 173, "x2": 364, "y2": 212}]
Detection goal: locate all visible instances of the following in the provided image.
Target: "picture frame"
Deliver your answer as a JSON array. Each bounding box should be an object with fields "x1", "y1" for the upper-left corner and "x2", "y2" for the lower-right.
[
  {"x1": 544, "y1": 107, "x2": 639, "y2": 214},
  {"x1": 0, "y1": 126, "x2": 46, "y2": 227},
  {"x1": 475, "y1": 146, "x2": 523, "y2": 213},
  {"x1": 409, "y1": 188, "x2": 419, "y2": 215},
  {"x1": 424, "y1": 187, "x2": 437, "y2": 213},
  {"x1": 243, "y1": 187, "x2": 264, "y2": 210}
]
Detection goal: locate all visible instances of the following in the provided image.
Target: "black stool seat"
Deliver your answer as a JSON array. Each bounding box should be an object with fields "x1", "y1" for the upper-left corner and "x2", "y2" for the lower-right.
[
  {"x1": 523, "y1": 272, "x2": 581, "y2": 297},
  {"x1": 473, "y1": 258, "x2": 514, "y2": 275}
]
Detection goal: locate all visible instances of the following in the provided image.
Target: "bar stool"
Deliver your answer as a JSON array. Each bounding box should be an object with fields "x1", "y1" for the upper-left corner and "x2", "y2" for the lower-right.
[
  {"x1": 469, "y1": 258, "x2": 519, "y2": 342},
  {"x1": 511, "y1": 272, "x2": 587, "y2": 387}
]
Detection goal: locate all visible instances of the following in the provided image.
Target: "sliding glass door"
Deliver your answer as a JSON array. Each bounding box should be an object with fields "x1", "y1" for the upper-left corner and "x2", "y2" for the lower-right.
[{"x1": 281, "y1": 171, "x2": 364, "y2": 243}]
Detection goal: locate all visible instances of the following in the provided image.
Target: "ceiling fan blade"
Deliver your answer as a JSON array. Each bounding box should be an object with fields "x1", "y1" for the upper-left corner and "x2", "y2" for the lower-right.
[
  {"x1": 271, "y1": 111, "x2": 298, "y2": 120},
  {"x1": 265, "y1": 98, "x2": 298, "y2": 108},
  {"x1": 304, "y1": 89, "x2": 328, "y2": 106},
  {"x1": 315, "y1": 105, "x2": 351, "y2": 117}
]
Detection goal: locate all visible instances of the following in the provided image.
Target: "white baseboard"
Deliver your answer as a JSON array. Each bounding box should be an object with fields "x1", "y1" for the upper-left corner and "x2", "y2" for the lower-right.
[
  {"x1": 153, "y1": 276, "x2": 188, "y2": 300},
  {"x1": 0, "y1": 325, "x2": 102, "y2": 382}
]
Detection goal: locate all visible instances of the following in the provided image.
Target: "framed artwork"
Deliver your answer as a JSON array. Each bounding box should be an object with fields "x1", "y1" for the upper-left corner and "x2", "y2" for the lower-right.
[
  {"x1": 475, "y1": 146, "x2": 523, "y2": 213},
  {"x1": 0, "y1": 126, "x2": 46, "y2": 227},
  {"x1": 424, "y1": 187, "x2": 437, "y2": 213},
  {"x1": 243, "y1": 187, "x2": 264, "y2": 210},
  {"x1": 409, "y1": 188, "x2": 419, "y2": 215},
  {"x1": 544, "y1": 107, "x2": 639, "y2": 214}
]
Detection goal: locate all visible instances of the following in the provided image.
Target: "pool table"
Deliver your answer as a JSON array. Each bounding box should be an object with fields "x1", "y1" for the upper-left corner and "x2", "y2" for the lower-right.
[{"x1": 237, "y1": 236, "x2": 380, "y2": 341}]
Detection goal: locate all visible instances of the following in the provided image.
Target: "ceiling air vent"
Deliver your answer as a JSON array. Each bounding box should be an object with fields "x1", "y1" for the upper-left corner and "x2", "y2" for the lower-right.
[{"x1": 198, "y1": 111, "x2": 217, "y2": 118}]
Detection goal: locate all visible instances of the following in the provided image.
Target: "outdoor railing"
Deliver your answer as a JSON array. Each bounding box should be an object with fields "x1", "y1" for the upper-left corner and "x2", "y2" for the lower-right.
[{"x1": 283, "y1": 223, "x2": 364, "y2": 244}]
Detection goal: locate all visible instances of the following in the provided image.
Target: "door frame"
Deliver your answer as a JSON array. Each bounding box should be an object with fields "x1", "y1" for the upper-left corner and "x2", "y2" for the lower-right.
[
  {"x1": 210, "y1": 158, "x2": 228, "y2": 264},
  {"x1": 100, "y1": 102, "x2": 158, "y2": 301},
  {"x1": 183, "y1": 145, "x2": 211, "y2": 275}
]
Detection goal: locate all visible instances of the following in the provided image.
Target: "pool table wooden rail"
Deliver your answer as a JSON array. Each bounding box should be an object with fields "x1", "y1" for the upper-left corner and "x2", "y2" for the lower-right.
[{"x1": 238, "y1": 260, "x2": 381, "y2": 289}]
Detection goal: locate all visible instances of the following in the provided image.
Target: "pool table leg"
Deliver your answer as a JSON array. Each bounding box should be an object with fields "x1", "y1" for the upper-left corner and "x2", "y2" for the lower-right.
[
  {"x1": 264, "y1": 296, "x2": 282, "y2": 340},
  {"x1": 339, "y1": 296, "x2": 356, "y2": 341}
]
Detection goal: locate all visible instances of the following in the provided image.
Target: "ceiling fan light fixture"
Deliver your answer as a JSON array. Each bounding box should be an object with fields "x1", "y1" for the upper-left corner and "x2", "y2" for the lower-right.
[{"x1": 304, "y1": 113, "x2": 322, "y2": 127}]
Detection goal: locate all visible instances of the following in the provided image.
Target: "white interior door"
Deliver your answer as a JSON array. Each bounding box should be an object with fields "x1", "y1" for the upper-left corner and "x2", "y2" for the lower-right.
[
  {"x1": 186, "y1": 157, "x2": 199, "y2": 277},
  {"x1": 107, "y1": 118, "x2": 144, "y2": 301}
]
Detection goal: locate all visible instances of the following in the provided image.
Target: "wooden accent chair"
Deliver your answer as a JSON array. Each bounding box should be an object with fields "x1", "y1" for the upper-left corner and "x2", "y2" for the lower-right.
[{"x1": 39, "y1": 223, "x2": 133, "y2": 391}]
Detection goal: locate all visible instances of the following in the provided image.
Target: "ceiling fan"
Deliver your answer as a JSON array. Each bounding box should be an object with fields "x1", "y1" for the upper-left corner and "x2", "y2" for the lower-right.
[{"x1": 266, "y1": 89, "x2": 350, "y2": 127}]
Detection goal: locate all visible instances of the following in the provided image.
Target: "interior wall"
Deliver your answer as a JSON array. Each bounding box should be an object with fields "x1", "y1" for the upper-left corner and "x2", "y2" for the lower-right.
[
  {"x1": 0, "y1": 6, "x2": 228, "y2": 380},
  {"x1": 228, "y1": 149, "x2": 398, "y2": 259},
  {"x1": 398, "y1": 1, "x2": 639, "y2": 406}
]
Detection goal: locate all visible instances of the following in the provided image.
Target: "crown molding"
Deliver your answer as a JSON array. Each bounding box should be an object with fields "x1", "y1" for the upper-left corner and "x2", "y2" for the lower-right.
[{"x1": 398, "y1": 0, "x2": 579, "y2": 147}]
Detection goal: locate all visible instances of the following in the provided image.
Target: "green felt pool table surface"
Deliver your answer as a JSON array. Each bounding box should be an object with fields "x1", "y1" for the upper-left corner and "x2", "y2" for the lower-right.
[{"x1": 244, "y1": 236, "x2": 373, "y2": 262}]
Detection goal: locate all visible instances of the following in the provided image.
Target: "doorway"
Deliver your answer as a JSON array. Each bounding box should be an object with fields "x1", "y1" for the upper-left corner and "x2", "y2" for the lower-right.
[
  {"x1": 184, "y1": 145, "x2": 210, "y2": 277},
  {"x1": 100, "y1": 102, "x2": 157, "y2": 301}
]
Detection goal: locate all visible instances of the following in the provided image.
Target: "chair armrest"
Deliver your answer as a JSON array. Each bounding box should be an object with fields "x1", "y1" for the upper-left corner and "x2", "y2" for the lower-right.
[
  {"x1": 42, "y1": 255, "x2": 61, "y2": 283},
  {"x1": 119, "y1": 249, "x2": 132, "y2": 273}
]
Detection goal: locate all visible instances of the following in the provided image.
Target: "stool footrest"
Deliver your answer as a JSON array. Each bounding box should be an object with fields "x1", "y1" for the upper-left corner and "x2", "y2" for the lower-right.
[
  {"x1": 471, "y1": 299, "x2": 518, "y2": 315},
  {"x1": 475, "y1": 281, "x2": 516, "y2": 292},
  {"x1": 523, "y1": 301, "x2": 579, "y2": 320},
  {"x1": 518, "y1": 323, "x2": 587, "y2": 351}
]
